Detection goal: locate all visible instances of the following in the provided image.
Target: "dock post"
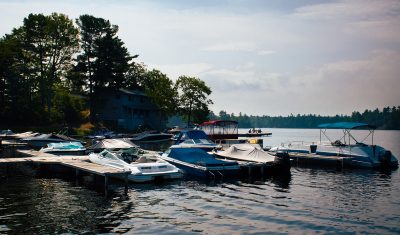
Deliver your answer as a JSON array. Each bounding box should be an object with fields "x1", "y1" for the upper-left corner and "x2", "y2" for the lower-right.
[
  {"x1": 124, "y1": 172, "x2": 129, "y2": 195},
  {"x1": 104, "y1": 175, "x2": 109, "y2": 196},
  {"x1": 75, "y1": 169, "x2": 80, "y2": 185},
  {"x1": 260, "y1": 164, "x2": 264, "y2": 177}
]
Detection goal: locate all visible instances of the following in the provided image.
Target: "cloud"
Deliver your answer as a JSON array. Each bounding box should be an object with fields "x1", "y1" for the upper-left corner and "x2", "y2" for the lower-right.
[
  {"x1": 294, "y1": 0, "x2": 400, "y2": 20},
  {"x1": 290, "y1": 50, "x2": 400, "y2": 114},
  {"x1": 1, "y1": 0, "x2": 399, "y2": 116},
  {"x1": 202, "y1": 42, "x2": 256, "y2": 52}
]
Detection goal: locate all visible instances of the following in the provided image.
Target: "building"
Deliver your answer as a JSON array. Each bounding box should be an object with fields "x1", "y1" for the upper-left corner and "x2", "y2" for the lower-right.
[{"x1": 94, "y1": 88, "x2": 166, "y2": 131}]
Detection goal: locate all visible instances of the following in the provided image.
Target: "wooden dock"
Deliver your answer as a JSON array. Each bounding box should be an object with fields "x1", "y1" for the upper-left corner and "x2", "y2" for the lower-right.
[{"x1": 0, "y1": 150, "x2": 131, "y2": 195}]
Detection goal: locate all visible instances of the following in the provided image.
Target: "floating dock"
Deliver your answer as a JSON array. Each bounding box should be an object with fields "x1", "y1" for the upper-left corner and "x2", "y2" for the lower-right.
[
  {"x1": 0, "y1": 150, "x2": 131, "y2": 195},
  {"x1": 238, "y1": 132, "x2": 272, "y2": 137},
  {"x1": 288, "y1": 152, "x2": 345, "y2": 168}
]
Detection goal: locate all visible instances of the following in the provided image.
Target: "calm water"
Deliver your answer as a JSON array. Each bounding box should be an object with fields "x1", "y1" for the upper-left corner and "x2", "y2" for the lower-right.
[{"x1": 1, "y1": 128, "x2": 399, "y2": 234}]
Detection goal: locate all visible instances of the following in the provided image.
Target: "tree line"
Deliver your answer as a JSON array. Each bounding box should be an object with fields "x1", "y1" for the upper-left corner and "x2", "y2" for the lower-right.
[
  {"x1": 0, "y1": 13, "x2": 212, "y2": 128},
  {"x1": 211, "y1": 106, "x2": 400, "y2": 130}
]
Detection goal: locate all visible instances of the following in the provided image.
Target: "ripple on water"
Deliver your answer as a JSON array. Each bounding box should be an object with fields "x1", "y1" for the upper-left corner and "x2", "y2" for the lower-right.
[{"x1": 0, "y1": 164, "x2": 399, "y2": 234}]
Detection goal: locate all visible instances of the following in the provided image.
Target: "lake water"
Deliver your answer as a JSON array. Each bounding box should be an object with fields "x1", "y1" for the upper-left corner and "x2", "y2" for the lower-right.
[{"x1": 1, "y1": 128, "x2": 399, "y2": 234}]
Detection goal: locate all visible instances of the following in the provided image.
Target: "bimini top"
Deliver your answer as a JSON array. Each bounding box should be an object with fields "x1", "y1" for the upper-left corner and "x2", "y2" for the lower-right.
[
  {"x1": 318, "y1": 122, "x2": 376, "y2": 130},
  {"x1": 201, "y1": 120, "x2": 238, "y2": 126}
]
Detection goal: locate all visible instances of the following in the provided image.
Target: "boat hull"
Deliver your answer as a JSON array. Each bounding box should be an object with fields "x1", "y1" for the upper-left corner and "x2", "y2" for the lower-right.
[{"x1": 160, "y1": 155, "x2": 240, "y2": 179}]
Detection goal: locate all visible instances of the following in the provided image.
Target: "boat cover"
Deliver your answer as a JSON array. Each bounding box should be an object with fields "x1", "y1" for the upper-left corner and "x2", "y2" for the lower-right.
[
  {"x1": 318, "y1": 122, "x2": 376, "y2": 130},
  {"x1": 88, "y1": 138, "x2": 138, "y2": 150},
  {"x1": 216, "y1": 144, "x2": 275, "y2": 163},
  {"x1": 167, "y1": 148, "x2": 237, "y2": 166}
]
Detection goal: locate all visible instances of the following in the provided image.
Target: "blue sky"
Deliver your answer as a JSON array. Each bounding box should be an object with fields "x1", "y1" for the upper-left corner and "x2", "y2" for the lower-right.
[{"x1": 1, "y1": 0, "x2": 399, "y2": 116}]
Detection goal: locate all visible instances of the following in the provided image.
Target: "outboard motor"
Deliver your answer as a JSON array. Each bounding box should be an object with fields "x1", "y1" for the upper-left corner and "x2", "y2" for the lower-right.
[
  {"x1": 310, "y1": 144, "x2": 317, "y2": 153},
  {"x1": 379, "y1": 150, "x2": 392, "y2": 167},
  {"x1": 275, "y1": 151, "x2": 291, "y2": 170}
]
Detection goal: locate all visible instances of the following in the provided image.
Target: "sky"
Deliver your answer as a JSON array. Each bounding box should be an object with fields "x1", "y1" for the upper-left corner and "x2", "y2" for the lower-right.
[{"x1": 1, "y1": 0, "x2": 399, "y2": 116}]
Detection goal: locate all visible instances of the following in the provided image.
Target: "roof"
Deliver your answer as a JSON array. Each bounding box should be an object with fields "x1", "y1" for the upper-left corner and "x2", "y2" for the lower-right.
[
  {"x1": 318, "y1": 122, "x2": 376, "y2": 130},
  {"x1": 119, "y1": 88, "x2": 146, "y2": 96},
  {"x1": 201, "y1": 120, "x2": 238, "y2": 126}
]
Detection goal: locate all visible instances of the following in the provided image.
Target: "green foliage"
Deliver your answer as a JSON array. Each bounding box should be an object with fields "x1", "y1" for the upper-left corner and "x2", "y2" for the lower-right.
[
  {"x1": 0, "y1": 13, "x2": 79, "y2": 125},
  {"x1": 15, "y1": 13, "x2": 79, "y2": 113},
  {"x1": 51, "y1": 85, "x2": 86, "y2": 125},
  {"x1": 175, "y1": 76, "x2": 213, "y2": 125},
  {"x1": 140, "y1": 69, "x2": 178, "y2": 116}
]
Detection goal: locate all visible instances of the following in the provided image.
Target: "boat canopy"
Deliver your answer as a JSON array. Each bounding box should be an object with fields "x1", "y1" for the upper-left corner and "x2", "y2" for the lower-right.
[
  {"x1": 88, "y1": 138, "x2": 138, "y2": 150},
  {"x1": 216, "y1": 144, "x2": 275, "y2": 163},
  {"x1": 201, "y1": 120, "x2": 238, "y2": 126},
  {"x1": 200, "y1": 120, "x2": 239, "y2": 140},
  {"x1": 318, "y1": 122, "x2": 376, "y2": 130}
]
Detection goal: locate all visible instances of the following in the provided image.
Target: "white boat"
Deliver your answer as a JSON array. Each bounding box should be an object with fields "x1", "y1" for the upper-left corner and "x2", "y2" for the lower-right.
[
  {"x1": 89, "y1": 149, "x2": 182, "y2": 182},
  {"x1": 21, "y1": 133, "x2": 83, "y2": 149},
  {"x1": 39, "y1": 142, "x2": 87, "y2": 156},
  {"x1": 87, "y1": 138, "x2": 138, "y2": 152},
  {"x1": 214, "y1": 144, "x2": 291, "y2": 170},
  {"x1": 269, "y1": 122, "x2": 398, "y2": 169},
  {"x1": 216, "y1": 144, "x2": 276, "y2": 163}
]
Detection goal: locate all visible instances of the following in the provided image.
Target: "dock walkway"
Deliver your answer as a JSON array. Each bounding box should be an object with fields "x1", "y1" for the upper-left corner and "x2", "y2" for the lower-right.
[{"x1": 0, "y1": 150, "x2": 131, "y2": 195}]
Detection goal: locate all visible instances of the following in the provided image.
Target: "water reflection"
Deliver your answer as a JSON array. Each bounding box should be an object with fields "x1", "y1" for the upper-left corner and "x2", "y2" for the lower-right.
[{"x1": 0, "y1": 129, "x2": 399, "y2": 234}]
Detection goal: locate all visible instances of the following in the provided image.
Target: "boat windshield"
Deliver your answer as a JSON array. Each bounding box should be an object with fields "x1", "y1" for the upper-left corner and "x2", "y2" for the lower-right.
[
  {"x1": 193, "y1": 139, "x2": 214, "y2": 145},
  {"x1": 100, "y1": 150, "x2": 119, "y2": 160}
]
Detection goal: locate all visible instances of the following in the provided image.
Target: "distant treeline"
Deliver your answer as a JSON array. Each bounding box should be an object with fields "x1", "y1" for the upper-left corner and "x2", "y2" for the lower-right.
[{"x1": 210, "y1": 106, "x2": 400, "y2": 130}]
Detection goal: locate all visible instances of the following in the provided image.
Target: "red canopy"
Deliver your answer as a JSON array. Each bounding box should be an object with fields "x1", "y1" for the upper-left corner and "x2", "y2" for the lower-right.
[{"x1": 201, "y1": 120, "x2": 238, "y2": 126}]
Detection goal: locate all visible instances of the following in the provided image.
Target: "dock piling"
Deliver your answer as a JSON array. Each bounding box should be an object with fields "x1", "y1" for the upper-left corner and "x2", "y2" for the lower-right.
[
  {"x1": 104, "y1": 175, "x2": 109, "y2": 196},
  {"x1": 124, "y1": 172, "x2": 129, "y2": 194}
]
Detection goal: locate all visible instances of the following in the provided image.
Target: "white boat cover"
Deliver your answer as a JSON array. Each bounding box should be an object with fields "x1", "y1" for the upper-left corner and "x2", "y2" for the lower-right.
[
  {"x1": 216, "y1": 144, "x2": 275, "y2": 163},
  {"x1": 88, "y1": 138, "x2": 138, "y2": 150}
]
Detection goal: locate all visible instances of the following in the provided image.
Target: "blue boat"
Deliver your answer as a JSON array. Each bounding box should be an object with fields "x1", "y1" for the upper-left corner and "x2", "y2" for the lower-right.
[
  {"x1": 160, "y1": 147, "x2": 240, "y2": 179},
  {"x1": 39, "y1": 142, "x2": 87, "y2": 156},
  {"x1": 174, "y1": 130, "x2": 221, "y2": 152}
]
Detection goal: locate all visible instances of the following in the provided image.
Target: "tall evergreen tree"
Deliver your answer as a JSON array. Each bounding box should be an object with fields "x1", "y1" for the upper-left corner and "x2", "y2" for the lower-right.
[{"x1": 75, "y1": 15, "x2": 134, "y2": 121}]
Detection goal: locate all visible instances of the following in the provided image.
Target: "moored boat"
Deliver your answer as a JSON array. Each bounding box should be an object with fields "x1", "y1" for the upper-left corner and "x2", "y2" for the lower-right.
[
  {"x1": 269, "y1": 122, "x2": 398, "y2": 169},
  {"x1": 214, "y1": 144, "x2": 291, "y2": 172},
  {"x1": 39, "y1": 141, "x2": 86, "y2": 156},
  {"x1": 21, "y1": 133, "x2": 83, "y2": 149},
  {"x1": 174, "y1": 130, "x2": 222, "y2": 151},
  {"x1": 89, "y1": 149, "x2": 182, "y2": 182},
  {"x1": 160, "y1": 147, "x2": 240, "y2": 179},
  {"x1": 130, "y1": 131, "x2": 173, "y2": 142},
  {"x1": 87, "y1": 138, "x2": 138, "y2": 152}
]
